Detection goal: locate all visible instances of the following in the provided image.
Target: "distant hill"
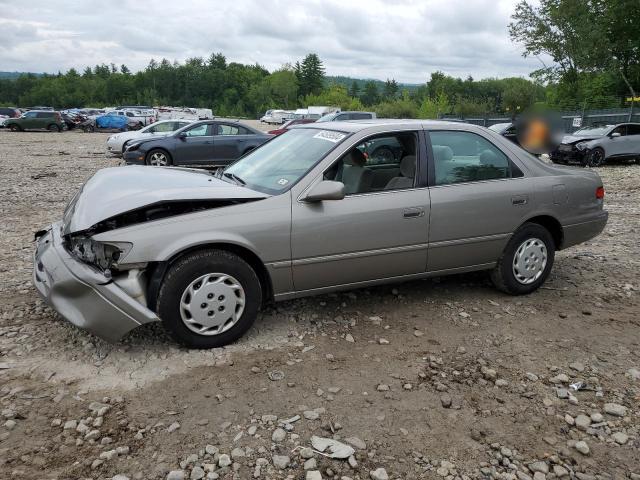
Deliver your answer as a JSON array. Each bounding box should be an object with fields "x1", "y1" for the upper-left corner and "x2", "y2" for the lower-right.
[
  {"x1": 326, "y1": 75, "x2": 422, "y2": 93},
  {"x1": 0, "y1": 71, "x2": 44, "y2": 80}
]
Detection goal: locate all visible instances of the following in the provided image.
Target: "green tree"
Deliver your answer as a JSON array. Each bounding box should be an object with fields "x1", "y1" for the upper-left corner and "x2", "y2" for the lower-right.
[
  {"x1": 361, "y1": 81, "x2": 380, "y2": 106},
  {"x1": 383, "y1": 79, "x2": 399, "y2": 99},
  {"x1": 296, "y1": 53, "x2": 325, "y2": 97},
  {"x1": 349, "y1": 80, "x2": 360, "y2": 97}
]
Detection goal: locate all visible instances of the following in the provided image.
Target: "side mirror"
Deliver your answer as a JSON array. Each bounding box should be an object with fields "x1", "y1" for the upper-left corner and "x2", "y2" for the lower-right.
[
  {"x1": 177, "y1": 131, "x2": 188, "y2": 140},
  {"x1": 610, "y1": 132, "x2": 621, "y2": 138},
  {"x1": 302, "y1": 180, "x2": 345, "y2": 202}
]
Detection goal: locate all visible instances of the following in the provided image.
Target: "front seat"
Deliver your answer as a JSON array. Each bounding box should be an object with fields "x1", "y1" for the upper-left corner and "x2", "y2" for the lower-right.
[
  {"x1": 341, "y1": 149, "x2": 373, "y2": 194},
  {"x1": 384, "y1": 155, "x2": 416, "y2": 189}
]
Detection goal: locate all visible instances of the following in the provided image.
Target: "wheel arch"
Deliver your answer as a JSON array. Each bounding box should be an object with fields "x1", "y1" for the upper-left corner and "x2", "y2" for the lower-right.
[
  {"x1": 519, "y1": 214, "x2": 564, "y2": 250},
  {"x1": 146, "y1": 242, "x2": 274, "y2": 312},
  {"x1": 146, "y1": 147, "x2": 173, "y2": 164}
]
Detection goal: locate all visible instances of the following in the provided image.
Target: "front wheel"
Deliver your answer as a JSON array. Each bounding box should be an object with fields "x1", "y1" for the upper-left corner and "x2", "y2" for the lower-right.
[
  {"x1": 9, "y1": 124, "x2": 21, "y2": 132},
  {"x1": 588, "y1": 147, "x2": 605, "y2": 167},
  {"x1": 48, "y1": 124, "x2": 61, "y2": 132},
  {"x1": 83, "y1": 125, "x2": 95, "y2": 133},
  {"x1": 145, "y1": 149, "x2": 171, "y2": 166},
  {"x1": 490, "y1": 223, "x2": 555, "y2": 295},
  {"x1": 157, "y1": 250, "x2": 262, "y2": 348}
]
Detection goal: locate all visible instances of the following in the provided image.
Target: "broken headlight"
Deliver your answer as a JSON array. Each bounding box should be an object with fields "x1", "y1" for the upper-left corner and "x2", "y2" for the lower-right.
[{"x1": 67, "y1": 236, "x2": 133, "y2": 271}]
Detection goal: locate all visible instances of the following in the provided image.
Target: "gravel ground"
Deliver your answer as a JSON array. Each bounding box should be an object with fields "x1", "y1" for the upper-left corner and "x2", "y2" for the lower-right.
[{"x1": 0, "y1": 129, "x2": 638, "y2": 480}]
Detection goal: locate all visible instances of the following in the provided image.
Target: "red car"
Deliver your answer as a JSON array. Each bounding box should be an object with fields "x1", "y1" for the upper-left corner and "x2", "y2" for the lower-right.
[{"x1": 268, "y1": 118, "x2": 316, "y2": 135}]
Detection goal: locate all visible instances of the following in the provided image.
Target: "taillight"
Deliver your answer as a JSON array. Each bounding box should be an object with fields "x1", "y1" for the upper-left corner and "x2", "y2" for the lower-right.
[{"x1": 596, "y1": 186, "x2": 605, "y2": 199}]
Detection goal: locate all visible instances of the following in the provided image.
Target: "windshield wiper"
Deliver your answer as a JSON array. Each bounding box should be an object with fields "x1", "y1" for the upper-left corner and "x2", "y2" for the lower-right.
[{"x1": 223, "y1": 172, "x2": 246, "y2": 186}]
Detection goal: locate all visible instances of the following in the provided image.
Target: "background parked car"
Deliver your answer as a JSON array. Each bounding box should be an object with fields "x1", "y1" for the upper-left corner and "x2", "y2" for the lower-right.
[
  {"x1": 82, "y1": 113, "x2": 129, "y2": 132},
  {"x1": 316, "y1": 111, "x2": 377, "y2": 122},
  {"x1": 0, "y1": 107, "x2": 21, "y2": 119},
  {"x1": 487, "y1": 122, "x2": 519, "y2": 144},
  {"x1": 107, "y1": 120, "x2": 192, "y2": 155},
  {"x1": 4, "y1": 110, "x2": 66, "y2": 132},
  {"x1": 551, "y1": 123, "x2": 640, "y2": 166},
  {"x1": 123, "y1": 120, "x2": 272, "y2": 166},
  {"x1": 267, "y1": 118, "x2": 316, "y2": 135}
]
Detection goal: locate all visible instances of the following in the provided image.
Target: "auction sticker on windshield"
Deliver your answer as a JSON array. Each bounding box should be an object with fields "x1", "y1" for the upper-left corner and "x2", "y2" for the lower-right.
[{"x1": 313, "y1": 130, "x2": 346, "y2": 143}]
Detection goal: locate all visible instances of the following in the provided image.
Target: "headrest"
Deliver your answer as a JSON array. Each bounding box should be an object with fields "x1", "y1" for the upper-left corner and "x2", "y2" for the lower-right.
[
  {"x1": 479, "y1": 149, "x2": 499, "y2": 166},
  {"x1": 343, "y1": 148, "x2": 367, "y2": 167},
  {"x1": 399, "y1": 155, "x2": 416, "y2": 178},
  {"x1": 432, "y1": 145, "x2": 453, "y2": 162}
]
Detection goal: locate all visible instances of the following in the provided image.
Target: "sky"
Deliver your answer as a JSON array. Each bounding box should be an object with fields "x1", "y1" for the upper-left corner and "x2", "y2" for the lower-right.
[{"x1": 0, "y1": 0, "x2": 542, "y2": 83}]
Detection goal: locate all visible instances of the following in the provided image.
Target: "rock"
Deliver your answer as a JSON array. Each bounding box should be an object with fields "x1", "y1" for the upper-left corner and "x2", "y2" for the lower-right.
[
  {"x1": 612, "y1": 431, "x2": 628, "y2": 445},
  {"x1": 247, "y1": 425, "x2": 257, "y2": 436},
  {"x1": 345, "y1": 334, "x2": 355, "y2": 343},
  {"x1": 271, "y1": 428, "x2": 286, "y2": 442},
  {"x1": 112, "y1": 476, "x2": 130, "y2": 480},
  {"x1": 553, "y1": 465, "x2": 569, "y2": 477},
  {"x1": 569, "y1": 362, "x2": 585, "y2": 372},
  {"x1": 495, "y1": 379, "x2": 508, "y2": 387},
  {"x1": 370, "y1": 468, "x2": 389, "y2": 480},
  {"x1": 526, "y1": 372, "x2": 539, "y2": 381},
  {"x1": 378, "y1": 338, "x2": 389, "y2": 345},
  {"x1": 575, "y1": 414, "x2": 591, "y2": 430},
  {"x1": 376, "y1": 384, "x2": 390, "y2": 391},
  {"x1": 550, "y1": 373, "x2": 569, "y2": 384},
  {"x1": 311, "y1": 436, "x2": 355, "y2": 459},
  {"x1": 626, "y1": 368, "x2": 640, "y2": 381},
  {"x1": 4, "y1": 419, "x2": 16, "y2": 430},
  {"x1": 440, "y1": 394, "x2": 452, "y2": 408},
  {"x1": 303, "y1": 410, "x2": 320, "y2": 420},
  {"x1": 564, "y1": 414, "x2": 574, "y2": 425},
  {"x1": 230, "y1": 447, "x2": 245, "y2": 459},
  {"x1": 217, "y1": 454, "x2": 232, "y2": 467},
  {"x1": 533, "y1": 473, "x2": 546, "y2": 480},
  {"x1": 556, "y1": 388, "x2": 569, "y2": 399},
  {"x1": 345, "y1": 436, "x2": 367, "y2": 450},
  {"x1": 272, "y1": 455, "x2": 290, "y2": 469},
  {"x1": 528, "y1": 461, "x2": 549, "y2": 474},
  {"x1": 304, "y1": 458, "x2": 317, "y2": 470},
  {"x1": 306, "y1": 472, "x2": 323, "y2": 480},
  {"x1": 590, "y1": 412, "x2": 603, "y2": 422},
  {"x1": 191, "y1": 467, "x2": 205, "y2": 480},
  {"x1": 299, "y1": 447, "x2": 314, "y2": 459},
  {"x1": 604, "y1": 403, "x2": 627, "y2": 417},
  {"x1": 575, "y1": 440, "x2": 590, "y2": 455},
  {"x1": 63, "y1": 420, "x2": 77, "y2": 430},
  {"x1": 167, "y1": 422, "x2": 181, "y2": 433},
  {"x1": 166, "y1": 472, "x2": 186, "y2": 480}
]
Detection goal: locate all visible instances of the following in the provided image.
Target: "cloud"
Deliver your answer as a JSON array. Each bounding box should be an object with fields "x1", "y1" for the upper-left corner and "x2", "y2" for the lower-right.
[{"x1": 0, "y1": 0, "x2": 541, "y2": 83}]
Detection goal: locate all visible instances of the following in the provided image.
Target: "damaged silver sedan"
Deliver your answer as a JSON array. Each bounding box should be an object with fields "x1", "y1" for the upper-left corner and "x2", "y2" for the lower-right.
[{"x1": 34, "y1": 120, "x2": 608, "y2": 348}]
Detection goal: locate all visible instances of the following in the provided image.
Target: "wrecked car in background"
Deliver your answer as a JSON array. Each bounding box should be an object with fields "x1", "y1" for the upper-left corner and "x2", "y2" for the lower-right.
[
  {"x1": 34, "y1": 120, "x2": 608, "y2": 348},
  {"x1": 107, "y1": 119, "x2": 192, "y2": 155}
]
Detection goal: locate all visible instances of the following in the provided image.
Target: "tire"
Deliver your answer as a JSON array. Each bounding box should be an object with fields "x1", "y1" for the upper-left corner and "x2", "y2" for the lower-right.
[
  {"x1": 371, "y1": 146, "x2": 395, "y2": 163},
  {"x1": 84, "y1": 125, "x2": 95, "y2": 133},
  {"x1": 588, "y1": 147, "x2": 605, "y2": 167},
  {"x1": 48, "y1": 124, "x2": 60, "y2": 132},
  {"x1": 145, "y1": 149, "x2": 172, "y2": 166},
  {"x1": 157, "y1": 250, "x2": 262, "y2": 348},
  {"x1": 9, "y1": 124, "x2": 21, "y2": 132},
  {"x1": 122, "y1": 140, "x2": 131, "y2": 154},
  {"x1": 490, "y1": 222, "x2": 555, "y2": 295}
]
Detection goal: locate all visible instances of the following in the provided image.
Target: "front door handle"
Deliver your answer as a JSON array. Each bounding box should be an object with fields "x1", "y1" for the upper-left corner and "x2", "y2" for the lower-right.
[
  {"x1": 403, "y1": 207, "x2": 424, "y2": 218},
  {"x1": 511, "y1": 195, "x2": 528, "y2": 206}
]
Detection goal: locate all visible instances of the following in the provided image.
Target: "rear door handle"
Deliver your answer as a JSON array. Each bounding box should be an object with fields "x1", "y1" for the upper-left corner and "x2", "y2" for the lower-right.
[
  {"x1": 403, "y1": 207, "x2": 424, "y2": 218},
  {"x1": 511, "y1": 195, "x2": 528, "y2": 206}
]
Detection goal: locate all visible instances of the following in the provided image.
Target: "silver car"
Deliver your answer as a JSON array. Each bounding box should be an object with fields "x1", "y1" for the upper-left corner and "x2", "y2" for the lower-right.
[
  {"x1": 552, "y1": 123, "x2": 640, "y2": 166},
  {"x1": 106, "y1": 120, "x2": 192, "y2": 155},
  {"x1": 33, "y1": 120, "x2": 608, "y2": 348}
]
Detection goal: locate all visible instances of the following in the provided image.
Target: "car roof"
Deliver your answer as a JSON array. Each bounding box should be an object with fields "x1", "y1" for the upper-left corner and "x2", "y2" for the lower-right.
[{"x1": 293, "y1": 118, "x2": 477, "y2": 133}]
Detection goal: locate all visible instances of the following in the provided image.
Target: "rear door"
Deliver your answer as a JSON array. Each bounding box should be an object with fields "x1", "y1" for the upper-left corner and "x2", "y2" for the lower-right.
[
  {"x1": 623, "y1": 124, "x2": 640, "y2": 156},
  {"x1": 173, "y1": 123, "x2": 214, "y2": 165},
  {"x1": 426, "y1": 129, "x2": 533, "y2": 272},
  {"x1": 212, "y1": 123, "x2": 253, "y2": 166}
]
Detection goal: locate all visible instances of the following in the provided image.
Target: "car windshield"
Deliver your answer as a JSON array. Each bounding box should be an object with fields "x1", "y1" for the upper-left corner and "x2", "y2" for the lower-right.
[
  {"x1": 223, "y1": 128, "x2": 349, "y2": 195},
  {"x1": 574, "y1": 126, "x2": 612, "y2": 136},
  {"x1": 315, "y1": 113, "x2": 338, "y2": 123}
]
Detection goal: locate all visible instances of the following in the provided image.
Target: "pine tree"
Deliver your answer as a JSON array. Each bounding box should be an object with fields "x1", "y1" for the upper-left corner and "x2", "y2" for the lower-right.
[
  {"x1": 297, "y1": 54, "x2": 325, "y2": 97},
  {"x1": 349, "y1": 81, "x2": 360, "y2": 97}
]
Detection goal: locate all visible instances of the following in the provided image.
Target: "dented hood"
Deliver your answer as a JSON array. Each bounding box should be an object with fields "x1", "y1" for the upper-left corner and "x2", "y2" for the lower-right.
[{"x1": 63, "y1": 166, "x2": 266, "y2": 235}]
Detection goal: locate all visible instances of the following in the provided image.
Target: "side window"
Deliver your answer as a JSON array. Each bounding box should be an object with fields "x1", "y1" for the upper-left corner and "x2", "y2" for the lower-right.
[
  {"x1": 611, "y1": 125, "x2": 627, "y2": 136},
  {"x1": 218, "y1": 124, "x2": 240, "y2": 135},
  {"x1": 627, "y1": 124, "x2": 640, "y2": 135},
  {"x1": 185, "y1": 124, "x2": 210, "y2": 137},
  {"x1": 335, "y1": 114, "x2": 349, "y2": 121},
  {"x1": 152, "y1": 122, "x2": 174, "y2": 133},
  {"x1": 324, "y1": 132, "x2": 418, "y2": 194},
  {"x1": 36, "y1": 112, "x2": 50, "y2": 118},
  {"x1": 24, "y1": 112, "x2": 37, "y2": 118},
  {"x1": 351, "y1": 113, "x2": 371, "y2": 120},
  {"x1": 430, "y1": 131, "x2": 511, "y2": 186}
]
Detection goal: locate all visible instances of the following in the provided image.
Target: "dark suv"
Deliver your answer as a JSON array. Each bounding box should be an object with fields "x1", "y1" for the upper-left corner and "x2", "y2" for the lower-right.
[{"x1": 4, "y1": 110, "x2": 66, "y2": 132}]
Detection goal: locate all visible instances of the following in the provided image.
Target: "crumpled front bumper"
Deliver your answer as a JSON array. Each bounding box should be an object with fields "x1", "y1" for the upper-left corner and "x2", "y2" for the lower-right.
[{"x1": 32, "y1": 222, "x2": 159, "y2": 342}]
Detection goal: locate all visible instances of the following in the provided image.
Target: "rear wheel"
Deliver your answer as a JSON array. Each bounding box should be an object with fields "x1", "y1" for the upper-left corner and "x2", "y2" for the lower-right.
[
  {"x1": 491, "y1": 222, "x2": 555, "y2": 295},
  {"x1": 157, "y1": 250, "x2": 262, "y2": 348},
  {"x1": 588, "y1": 147, "x2": 605, "y2": 167},
  {"x1": 145, "y1": 149, "x2": 171, "y2": 166},
  {"x1": 83, "y1": 125, "x2": 95, "y2": 133},
  {"x1": 47, "y1": 124, "x2": 61, "y2": 132}
]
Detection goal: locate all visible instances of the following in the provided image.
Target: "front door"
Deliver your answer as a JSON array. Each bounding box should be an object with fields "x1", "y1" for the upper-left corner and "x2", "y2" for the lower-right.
[
  {"x1": 427, "y1": 129, "x2": 533, "y2": 272},
  {"x1": 174, "y1": 123, "x2": 215, "y2": 164},
  {"x1": 291, "y1": 131, "x2": 429, "y2": 292},
  {"x1": 212, "y1": 123, "x2": 250, "y2": 165}
]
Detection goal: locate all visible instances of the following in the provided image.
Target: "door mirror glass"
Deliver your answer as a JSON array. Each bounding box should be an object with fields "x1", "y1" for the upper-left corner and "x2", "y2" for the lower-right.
[
  {"x1": 177, "y1": 131, "x2": 188, "y2": 139},
  {"x1": 610, "y1": 132, "x2": 621, "y2": 138},
  {"x1": 302, "y1": 181, "x2": 345, "y2": 202}
]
